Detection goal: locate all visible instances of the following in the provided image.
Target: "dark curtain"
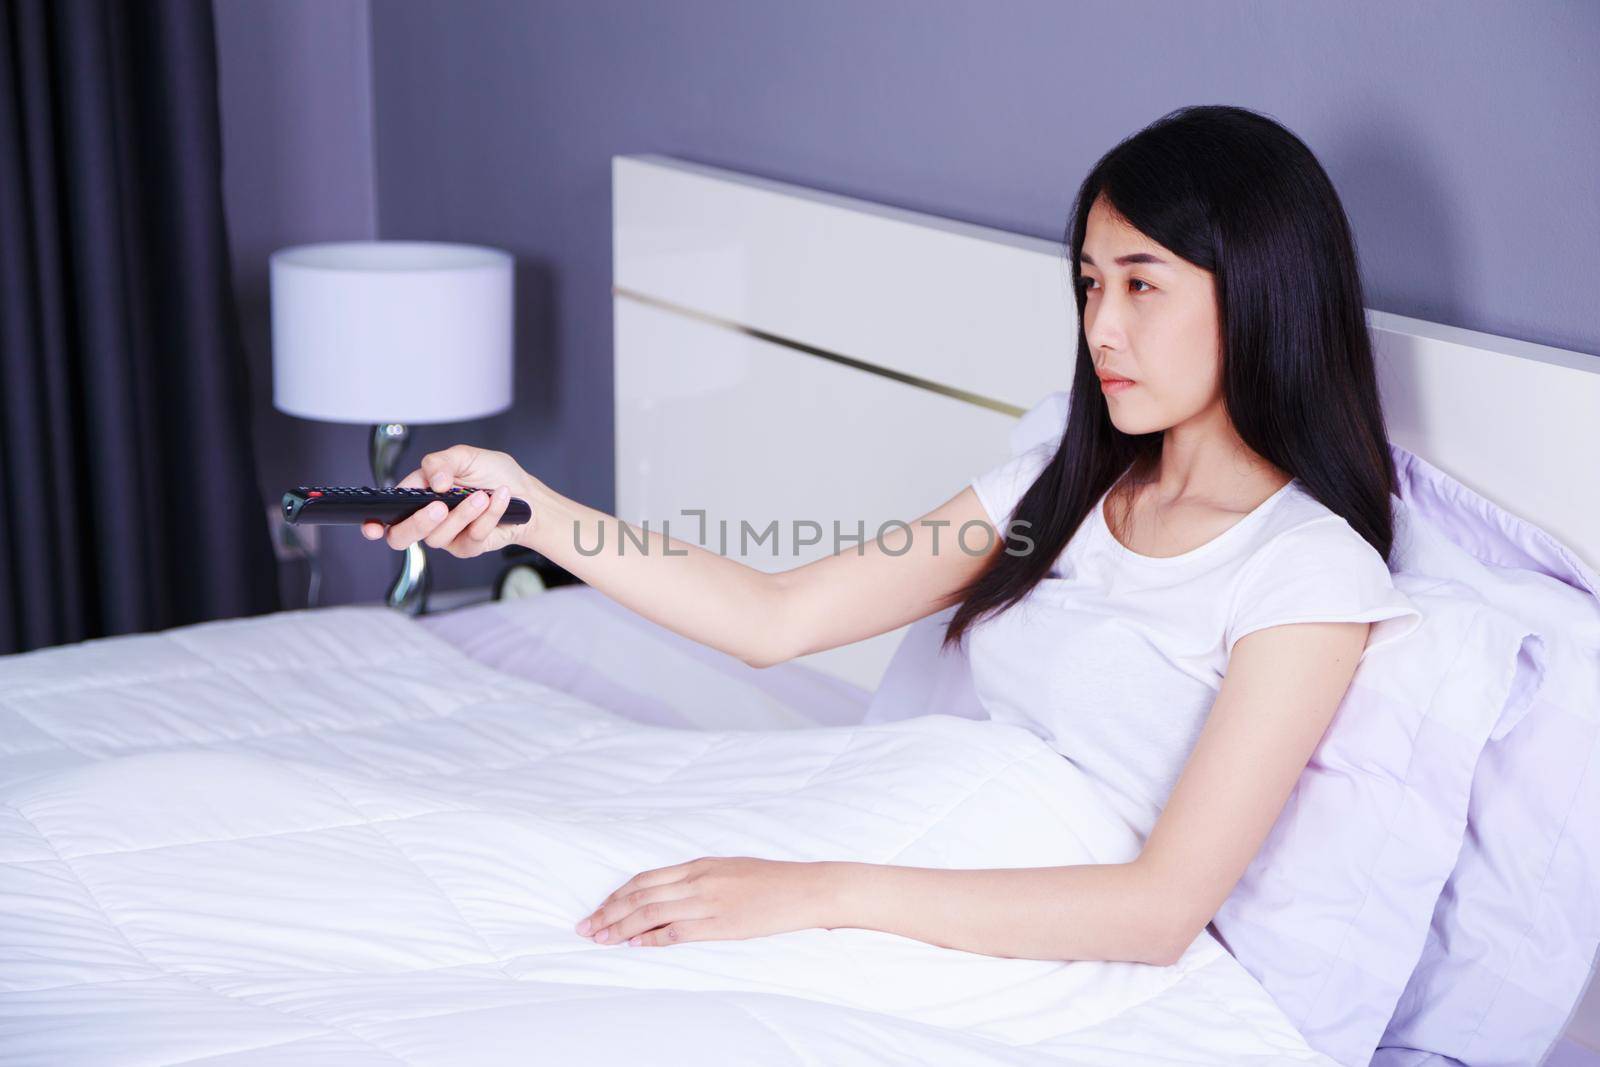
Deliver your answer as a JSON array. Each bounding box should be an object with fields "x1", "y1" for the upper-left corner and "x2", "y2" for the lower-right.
[{"x1": 0, "y1": 0, "x2": 281, "y2": 655}]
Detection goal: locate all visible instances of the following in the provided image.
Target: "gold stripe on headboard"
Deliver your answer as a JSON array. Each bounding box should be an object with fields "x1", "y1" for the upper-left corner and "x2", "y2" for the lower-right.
[{"x1": 612, "y1": 285, "x2": 1026, "y2": 417}]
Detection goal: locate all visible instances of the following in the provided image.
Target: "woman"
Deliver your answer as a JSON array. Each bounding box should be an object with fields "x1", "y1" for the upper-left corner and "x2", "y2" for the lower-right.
[{"x1": 361, "y1": 104, "x2": 1421, "y2": 965}]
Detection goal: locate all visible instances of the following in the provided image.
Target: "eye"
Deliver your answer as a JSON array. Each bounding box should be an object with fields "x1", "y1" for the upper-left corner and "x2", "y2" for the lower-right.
[{"x1": 1075, "y1": 276, "x2": 1154, "y2": 294}]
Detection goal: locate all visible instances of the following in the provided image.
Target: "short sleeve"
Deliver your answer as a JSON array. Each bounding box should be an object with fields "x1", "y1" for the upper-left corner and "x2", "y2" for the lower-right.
[
  {"x1": 969, "y1": 441, "x2": 1054, "y2": 528},
  {"x1": 1225, "y1": 518, "x2": 1424, "y2": 662}
]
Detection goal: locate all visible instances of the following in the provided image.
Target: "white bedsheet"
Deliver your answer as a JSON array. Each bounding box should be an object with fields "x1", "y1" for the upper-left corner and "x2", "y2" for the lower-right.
[{"x1": 0, "y1": 606, "x2": 1335, "y2": 1065}]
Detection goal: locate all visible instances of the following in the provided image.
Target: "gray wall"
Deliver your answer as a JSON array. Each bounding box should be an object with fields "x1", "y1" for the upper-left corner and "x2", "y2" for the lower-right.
[
  {"x1": 214, "y1": 0, "x2": 383, "y2": 607},
  {"x1": 219, "y1": 0, "x2": 1600, "y2": 607}
]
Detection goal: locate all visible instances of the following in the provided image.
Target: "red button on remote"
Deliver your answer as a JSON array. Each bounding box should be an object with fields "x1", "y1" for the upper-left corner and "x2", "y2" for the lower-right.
[{"x1": 308, "y1": 491, "x2": 323, "y2": 497}]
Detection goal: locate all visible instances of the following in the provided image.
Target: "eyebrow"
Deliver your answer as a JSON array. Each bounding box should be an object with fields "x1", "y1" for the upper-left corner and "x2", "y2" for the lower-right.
[{"x1": 1079, "y1": 252, "x2": 1170, "y2": 268}]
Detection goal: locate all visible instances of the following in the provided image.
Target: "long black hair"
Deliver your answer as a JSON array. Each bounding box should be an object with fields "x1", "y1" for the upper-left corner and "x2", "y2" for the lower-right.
[{"x1": 942, "y1": 103, "x2": 1400, "y2": 652}]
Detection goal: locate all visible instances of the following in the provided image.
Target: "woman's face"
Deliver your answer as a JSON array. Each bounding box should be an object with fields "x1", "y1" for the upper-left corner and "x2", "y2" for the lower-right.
[{"x1": 1077, "y1": 194, "x2": 1224, "y2": 436}]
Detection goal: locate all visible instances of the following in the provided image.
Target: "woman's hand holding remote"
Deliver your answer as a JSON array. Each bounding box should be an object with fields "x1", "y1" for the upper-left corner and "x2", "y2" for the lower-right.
[{"x1": 360, "y1": 444, "x2": 540, "y2": 558}]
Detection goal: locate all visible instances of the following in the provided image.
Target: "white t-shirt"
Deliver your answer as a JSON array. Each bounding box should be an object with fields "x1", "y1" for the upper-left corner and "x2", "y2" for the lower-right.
[{"x1": 966, "y1": 442, "x2": 1424, "y2": 842}]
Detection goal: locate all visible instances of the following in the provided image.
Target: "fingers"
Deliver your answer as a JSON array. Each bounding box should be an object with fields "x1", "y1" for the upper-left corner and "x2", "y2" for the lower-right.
[
  {"x1": 462, "y1": 485, "x2": 511, "y2": 543},
  {"x1": 595, "y1": 864, "x2": 694, "y2": 915},
  {"x1": 385, "y1": 499, "x2": 449, "y2": 550},
  {"x1": 420, "y1": 445, "x2": 479, "y2": 493},
  {"x1": 578, "y1": 865, "x2": 696, "y2": 937},
  {"x1": 584, "y1": 887, "x2": 703, "y2": 945},
  {"x1": 364, "y1": 489, "x2": 504, "y2": 550},
  {"x1": 361, "y1": 468, "x2": 428, "y2": 541},
  {"x1": 423, "y1": 491, "x2": 488, "y2": 549},
  {"x1": 600, "y1": 899, "x2": 700, "y2": 945},
  {"x1": 632, "y1": 918, "x2": 716, "y2": 947},
  {"x1": 363, "y1": 446, "x2": 514, "y2": 550},
  {"x1": 368, "y1": 495, "x2": 479, "y2": 550}
]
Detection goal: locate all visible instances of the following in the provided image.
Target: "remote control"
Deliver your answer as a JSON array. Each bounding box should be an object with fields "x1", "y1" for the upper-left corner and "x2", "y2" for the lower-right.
[{"x1": 281, "y1": 485, "x2": 533, "y2": 526}]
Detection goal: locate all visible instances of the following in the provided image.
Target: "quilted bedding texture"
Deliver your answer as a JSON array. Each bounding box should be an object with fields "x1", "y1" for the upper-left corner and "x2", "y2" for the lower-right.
[{"x1": 0, "y1": 606, "x2": 1335, "y2": 1066}]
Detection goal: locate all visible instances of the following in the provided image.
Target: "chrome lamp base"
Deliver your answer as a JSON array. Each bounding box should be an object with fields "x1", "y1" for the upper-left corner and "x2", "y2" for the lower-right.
[{"x1": 369, "y1": 422, "x2": 430, "y2": 616}]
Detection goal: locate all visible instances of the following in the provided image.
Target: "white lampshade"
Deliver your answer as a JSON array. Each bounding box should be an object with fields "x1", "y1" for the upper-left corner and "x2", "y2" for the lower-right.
[{"x1": 270, "y1": 241, "x2": 514, "y2": 424}]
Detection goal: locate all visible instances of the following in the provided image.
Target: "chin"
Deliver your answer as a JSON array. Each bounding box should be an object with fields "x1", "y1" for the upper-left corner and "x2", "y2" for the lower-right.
[
  {"x1": 1107, "y1": 390, "x2": 1190, "y2": 436},
  {"x1": 1107, "y1": 406, "x2": 1161, "y2": 436}
]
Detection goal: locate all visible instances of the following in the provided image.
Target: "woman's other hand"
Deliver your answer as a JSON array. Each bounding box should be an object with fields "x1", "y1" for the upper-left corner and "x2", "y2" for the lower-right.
[
  {"x1": 575, "y1": 856, "x2": 845, "y2": 948},
  {"x1": 360, "y1": 443, "x2": 540, "y2": 558}
]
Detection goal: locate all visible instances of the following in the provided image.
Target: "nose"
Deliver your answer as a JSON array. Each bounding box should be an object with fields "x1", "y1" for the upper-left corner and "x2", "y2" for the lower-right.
[{"x1": 1082, "y1": 285, "x2": 1128, "y2": 355}]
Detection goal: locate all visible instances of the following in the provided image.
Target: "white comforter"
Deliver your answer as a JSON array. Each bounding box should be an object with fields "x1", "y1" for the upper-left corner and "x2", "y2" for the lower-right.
[{"x1": 0, "y1": 606, "x2": 1334, "y2": 1065}]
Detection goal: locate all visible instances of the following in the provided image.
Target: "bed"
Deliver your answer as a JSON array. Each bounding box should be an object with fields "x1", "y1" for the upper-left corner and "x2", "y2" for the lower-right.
[{"x1": 1, "y1": 154, "x2": 1596, "y2": 1066}]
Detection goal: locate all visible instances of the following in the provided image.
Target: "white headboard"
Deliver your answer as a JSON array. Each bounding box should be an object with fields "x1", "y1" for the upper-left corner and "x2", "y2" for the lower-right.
[{"x1": 611, "y1": 152, "x2": 1600, "y2": 690}]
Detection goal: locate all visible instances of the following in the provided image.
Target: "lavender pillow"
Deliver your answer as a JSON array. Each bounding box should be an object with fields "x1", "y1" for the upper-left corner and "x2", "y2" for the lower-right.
[
  {"x1": 1208, "y1": 566, "x2": 1544, "y2": 1067},
  {"x1": 1370, "y1": 444, "x2": 1600, "y2": 1067}
]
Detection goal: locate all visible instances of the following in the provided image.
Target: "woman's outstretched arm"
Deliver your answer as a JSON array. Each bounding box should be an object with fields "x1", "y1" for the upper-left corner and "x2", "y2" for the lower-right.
[
  {"x1": 582, "y1": 617, "x2": 1371, "y2": 964},
  {"x1": 369, "y1": 443, "x2": 1003, "y2": 670}
]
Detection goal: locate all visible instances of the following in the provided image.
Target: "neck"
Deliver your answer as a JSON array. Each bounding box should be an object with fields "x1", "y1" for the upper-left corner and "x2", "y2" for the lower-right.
[{"x1": 1143, "y1": 402, "x2": 1287, "y2": 507}]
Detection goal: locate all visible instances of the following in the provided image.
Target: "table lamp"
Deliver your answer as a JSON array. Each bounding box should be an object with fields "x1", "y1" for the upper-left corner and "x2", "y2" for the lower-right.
[{"x1": 270, "y1": 240, "x2": 514, "y2": 615}]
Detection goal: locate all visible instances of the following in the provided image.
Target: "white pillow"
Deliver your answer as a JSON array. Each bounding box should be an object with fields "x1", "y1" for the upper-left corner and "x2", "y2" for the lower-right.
[
  {"x1": 863, "y1": 391, "x2": 1070, "y2": 727},
  {"x1": 861, "y1": 603, "x2": 987, "y2": 724}
]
